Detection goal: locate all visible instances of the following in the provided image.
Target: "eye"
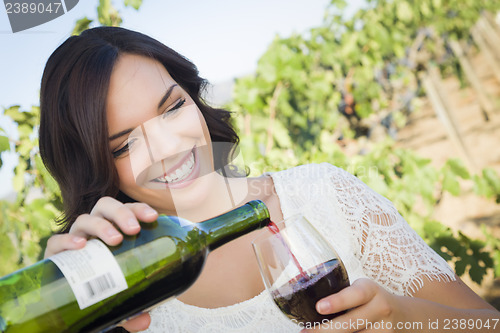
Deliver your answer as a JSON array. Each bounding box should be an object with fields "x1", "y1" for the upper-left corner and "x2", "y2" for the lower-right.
[
  {"x1": 112, "y1": 138, "x2": 137, "y2": 158},
  {"x1": 162, "y1": 98, "x2": 186, "y2": 118}
]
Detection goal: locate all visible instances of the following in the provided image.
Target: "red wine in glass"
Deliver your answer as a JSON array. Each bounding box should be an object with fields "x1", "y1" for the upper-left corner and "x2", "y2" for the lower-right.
[
  {"x1": 271, "y1": 258, "x2": 349, "y2": 324},
  {"x1": 256, "y1": 217, "x2": 350, "y2": 325}
]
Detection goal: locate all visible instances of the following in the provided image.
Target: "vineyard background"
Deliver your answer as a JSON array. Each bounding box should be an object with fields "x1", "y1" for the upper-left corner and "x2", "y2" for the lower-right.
[
  {"x1": 395, "y1": 44, "x2": 500, "y2": 306},
  {"x1": 1, "y1": 0, "x2": 500, "y2": 310}
]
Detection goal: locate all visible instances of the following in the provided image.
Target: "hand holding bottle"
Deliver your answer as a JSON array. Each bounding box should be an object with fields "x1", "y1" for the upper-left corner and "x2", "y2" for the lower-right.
[
  {"x1": 43, "y1": 196, "x2": 159, "y2": 332},
  {"x1": 44, "y1": 197, "x2": 159, "y2": 257},
  {"x1": 2, "y1": 199, "x2": 270, "y2": 333}
]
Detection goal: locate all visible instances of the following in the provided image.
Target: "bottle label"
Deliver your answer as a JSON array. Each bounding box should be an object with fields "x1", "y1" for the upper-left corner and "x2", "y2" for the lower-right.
[{"x1": 49, "y1": 239, "x2": 128, "y2": 310}]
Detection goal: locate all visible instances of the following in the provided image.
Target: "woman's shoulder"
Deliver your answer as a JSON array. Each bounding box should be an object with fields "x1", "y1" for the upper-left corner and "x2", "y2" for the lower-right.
[
  {"x1": 269, "y1": 162, "x2": 390, "y2": 207},
  {"x1": 267, "y1": 163, "x2": 360, "y2": 202},
  {"x1": 270, "y1": 162, "x2": 351, "y2": 181}
]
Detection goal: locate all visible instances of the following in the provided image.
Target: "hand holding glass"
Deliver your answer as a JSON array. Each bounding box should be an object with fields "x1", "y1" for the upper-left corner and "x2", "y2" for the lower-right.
[{"x1": 252, "y1": 214, "x2": 350, "y2": 325}]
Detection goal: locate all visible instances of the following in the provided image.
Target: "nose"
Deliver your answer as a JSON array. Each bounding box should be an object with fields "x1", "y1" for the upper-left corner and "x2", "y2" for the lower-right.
[
  {"x1": 128, "y1": 115, "x2": 186, "y2": 186},
  {"x1": 141, "y1": 115, "x2": 183, "y2": 164}
]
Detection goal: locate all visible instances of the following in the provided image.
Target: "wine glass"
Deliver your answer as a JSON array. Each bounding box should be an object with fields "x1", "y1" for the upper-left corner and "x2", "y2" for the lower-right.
[{"x1": 252, "y1": 214, "x2": 350, "y2": 325}]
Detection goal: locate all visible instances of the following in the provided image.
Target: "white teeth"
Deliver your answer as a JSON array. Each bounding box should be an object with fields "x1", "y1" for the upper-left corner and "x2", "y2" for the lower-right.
[{"x1": 154, "y1": 151, "x2": 195, "y2": 184}]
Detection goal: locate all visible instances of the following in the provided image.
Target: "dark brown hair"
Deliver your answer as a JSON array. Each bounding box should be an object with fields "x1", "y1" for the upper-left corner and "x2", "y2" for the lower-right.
[{"x1": 39, "y1": 26, "x2": 240, "y2": 232}]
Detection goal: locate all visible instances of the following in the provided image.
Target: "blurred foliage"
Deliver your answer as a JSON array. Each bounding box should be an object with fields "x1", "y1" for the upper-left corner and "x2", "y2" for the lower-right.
[
  {"x1": 1, "y1": 0, "x2": 500, "y2": 289},
  {"x1": 0, "y1": 106, "x2": 61, "y2": 275},
  {"x1": 230, "y1": 0, "x2": 500, "y2": 285},
  {"x1": 0, "y1": 0, "x2": 141, "y2": 276},
  {"x1": 72, "y1": 0, "x2": 141, "y2": 35}
]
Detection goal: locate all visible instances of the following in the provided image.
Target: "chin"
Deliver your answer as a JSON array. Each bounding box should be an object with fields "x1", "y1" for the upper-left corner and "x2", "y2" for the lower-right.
[{"x1": 168, "y1": 171, "x2": 218, "y2": 217}]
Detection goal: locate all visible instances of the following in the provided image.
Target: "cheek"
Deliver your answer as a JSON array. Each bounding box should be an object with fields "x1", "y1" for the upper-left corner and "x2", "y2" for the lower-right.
[
  {"x1": 191, "y1": 109, "x2": 211, "y2": 144},
  {"x1": 181, "y1": 109, "x2": 203, "y2": 133},
  {"x1": 115, "y1": 159, "x2": 137, "y2": 189}
]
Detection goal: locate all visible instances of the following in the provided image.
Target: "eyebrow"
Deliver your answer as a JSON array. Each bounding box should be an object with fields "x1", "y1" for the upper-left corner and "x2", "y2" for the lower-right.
[
  {"x1": 108, "y1": 84, "x2": 178, "y2": 141},
  {"x1": 158, "y1": 84, "x2": 177, "y2": 109},
  {"x1": 109, "y1": 128, "x2": 133, "y2": 141}
]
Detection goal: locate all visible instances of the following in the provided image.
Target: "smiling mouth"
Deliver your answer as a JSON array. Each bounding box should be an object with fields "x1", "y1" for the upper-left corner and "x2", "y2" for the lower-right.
[{"x1": 151, "y1": 147, "x2": 196, "y2": 185}]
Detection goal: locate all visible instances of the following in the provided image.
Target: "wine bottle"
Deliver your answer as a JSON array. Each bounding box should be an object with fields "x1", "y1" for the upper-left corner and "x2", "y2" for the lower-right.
[{"x1": 0, "y1": 200, "x2": 270, "y2": 333}]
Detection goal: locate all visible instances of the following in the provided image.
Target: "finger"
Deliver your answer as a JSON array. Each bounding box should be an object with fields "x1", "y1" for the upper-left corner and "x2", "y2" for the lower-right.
[
  {"x1": 69, "y1": 214, "x2": 123, "y2": 246},
  {"x1": 124, "y1": 202, "x2": 159, "y2": 222},
  {"x1": 91, "y1": 197, "x2": 157, "y2": 235},
  {"x1": 121, "y1": 312, "x2": 151, "y2": 332},
  {"x1": 325, "y1": 300, "x2": 392, "y2": 333},
  {"x1": 318, "y1": 281, "x2": 395, "y2": 333},
  {"x1": 316, "y1": 278, "x2": 377, "y2": 315},
  {"x1": 44, "y1": 234, "x2": 87, "y2": 258}
]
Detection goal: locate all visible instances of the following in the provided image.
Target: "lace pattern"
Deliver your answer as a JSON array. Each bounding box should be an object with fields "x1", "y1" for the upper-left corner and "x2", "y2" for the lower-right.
[
  {"x1": 316, "y1": 163, "x2": 455, "y2": 295},
  {"x1": 141, "y1": 163, "x2": 455, "y2": 332},
  {"x1": 145, "y1": 291, "x2": 298, "y2": 332}
]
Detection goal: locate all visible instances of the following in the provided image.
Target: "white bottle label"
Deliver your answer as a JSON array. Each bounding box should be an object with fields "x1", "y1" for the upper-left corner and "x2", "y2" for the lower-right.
[{"x1": 49, "y1": 239, "x2": 128, "y2": 310}]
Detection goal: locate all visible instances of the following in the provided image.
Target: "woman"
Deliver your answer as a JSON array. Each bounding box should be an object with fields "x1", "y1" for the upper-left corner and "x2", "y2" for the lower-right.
[{"x1": 40, "y1": 27, "x2": 498, "y2": 332}]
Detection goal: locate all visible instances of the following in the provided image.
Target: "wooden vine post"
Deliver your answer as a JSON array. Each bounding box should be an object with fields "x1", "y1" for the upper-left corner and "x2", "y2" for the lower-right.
[
  {"x1": 476, "y1": 16, "x2": 500, "y2": 56},
  {"x1": 483, "y1": 11, "x2": 500, "y2": 38},
  {"x1": 470, "y1": 25, "x2": 500, "y2": 84},
  {"x1": 448, "y1": 40, "x2": 495, "y2": 121},
  {"x1": 420, "y1": 66, "x2": 477, "y2": 172}
]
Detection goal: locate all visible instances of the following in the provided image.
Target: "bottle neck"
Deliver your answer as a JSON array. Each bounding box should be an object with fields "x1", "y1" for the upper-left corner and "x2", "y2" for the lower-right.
[{"x1": 198, "y1": 200, "x2": 270, "y2": 251}]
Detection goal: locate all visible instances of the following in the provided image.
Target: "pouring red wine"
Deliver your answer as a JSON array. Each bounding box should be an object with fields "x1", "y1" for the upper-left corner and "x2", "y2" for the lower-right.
[{"x1": 254, "y1": 216, "x2": 350, "y2": 325}]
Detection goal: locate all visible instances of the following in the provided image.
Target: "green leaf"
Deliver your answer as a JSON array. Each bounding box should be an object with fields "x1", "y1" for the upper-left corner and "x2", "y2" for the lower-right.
[
  {"x1": 437, "y1": 235, "x2": 461, "y2": 254},
  {"x1": 423, "y1": 220, "x2": 449, "y2": 237},
  {"x1": 420, "y1": 1, "x2": 431, "y2": 17},
  {"x1": 442, "y1": 168, "x2": 460, "y2": 196},
  {"x1": 22, "y1": 237, "x2": 41, "y2": 263},
  {"x1": 446, "y1": 158, "x2": 470, "y2": 179},
  {"x1": 469, "y1": 265, "x2": 486, "y2": 285},
  {"x1": 454, "y1": 259, "x2": 466, "y2": 276},
  {"x1": 0, "y1": 233, "x2": 19, "y2": 275},
  {"x1": 124, "y1": 0, "x2": 142, "y2": 10},
  {"x1": 98, "y1": 0, "x2": 122, "y2": 26},
  {"x1": 4, "y1": 106, "x2": 24, "y2": 123},
  {"x1": 17, "y1": 139, "x2": 33, "y2": 157},
  {"x1": 396, "y1": 1, "x2": 413, "y2": 22},
  {"x1": 272, "y1": 120, "x2": 293, "y2": 148},
  {"x1": 72, "y1": 17, "x2": 92, "y2": 36},
  {"x1": 477, "y1": 251, "x2": 494, "y2": 268},
  {"x1": 432, "y1": 0, "x2": 442, "y2": 8},
  {"x1": 473, "y1": 175, "x2": 494, "y2": 198},
  {"x1": 0, "y1": 135, "x2": 9, "y2": 153},
  {"x1": 12, "y1": 159, "x2": 27, "y2": 193},
  {"x1": 329, "y1": 0, "x2": 347, "y2": 10},
  {"x1": 494, "y1": 251, "x2": 500, "y2": 277},
  {"x1": 17, "y1": 124, "x2": 33, "y2": 140},
  {"x1": 483, "y1": 168, "x2": 500, "y2": 193}
]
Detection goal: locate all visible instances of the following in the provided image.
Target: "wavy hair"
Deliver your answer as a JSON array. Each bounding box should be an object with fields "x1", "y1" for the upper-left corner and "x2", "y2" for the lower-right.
[{"x1": 39, "y1": 27, "x2": 240, "y2": 232}]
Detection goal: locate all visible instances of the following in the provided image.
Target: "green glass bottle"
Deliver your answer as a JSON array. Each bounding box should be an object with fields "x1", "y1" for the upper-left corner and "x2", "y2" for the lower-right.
[{"x1": 0, "y1": 200, "x2": 270, "y2": 333}]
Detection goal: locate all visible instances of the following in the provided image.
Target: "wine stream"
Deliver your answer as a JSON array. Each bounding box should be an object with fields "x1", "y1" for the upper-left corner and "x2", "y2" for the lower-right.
[{"x1": 267, "y1": 221, "x2": 308, "y2": 279}]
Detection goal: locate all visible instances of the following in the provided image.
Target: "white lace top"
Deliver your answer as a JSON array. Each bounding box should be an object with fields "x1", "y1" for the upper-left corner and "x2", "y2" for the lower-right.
[{"x1": 142, "y1": 163, "x2": 455, "y2": 332}]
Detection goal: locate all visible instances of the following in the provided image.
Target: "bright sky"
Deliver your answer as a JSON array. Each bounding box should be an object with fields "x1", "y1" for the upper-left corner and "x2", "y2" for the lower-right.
[{"x1": 0, "y1": 0, "x2": 364, "y2": 198}]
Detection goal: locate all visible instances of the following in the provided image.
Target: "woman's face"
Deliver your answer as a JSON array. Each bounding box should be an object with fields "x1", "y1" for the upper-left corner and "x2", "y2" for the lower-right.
[{"x1": 106, "y1": 53, "x2": 214, "y2": 214}]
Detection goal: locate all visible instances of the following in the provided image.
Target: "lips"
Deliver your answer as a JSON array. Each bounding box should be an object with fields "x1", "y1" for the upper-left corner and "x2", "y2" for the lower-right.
[
  {"x1": 149, "y1": 146, "x2": 200, "y2": 189},
  {"x1": 152, "y1": 151, "x2": 194, "y2": 183}
]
